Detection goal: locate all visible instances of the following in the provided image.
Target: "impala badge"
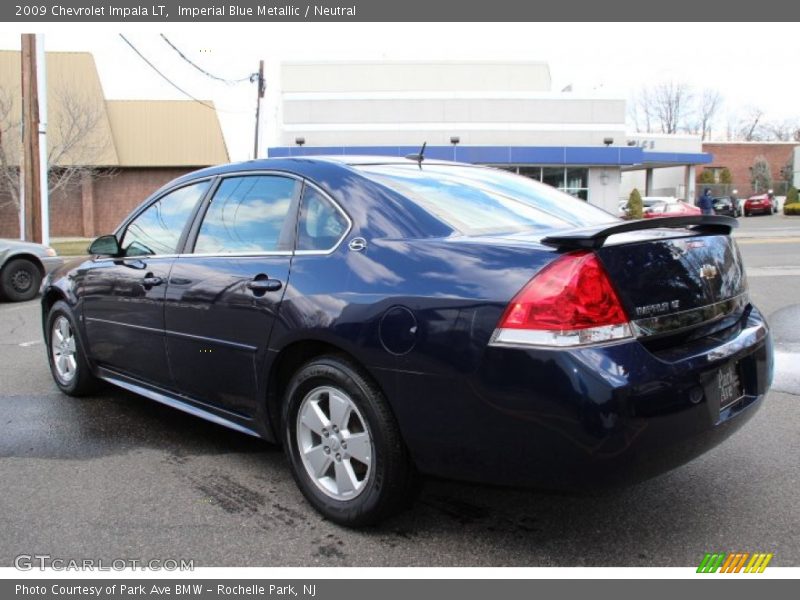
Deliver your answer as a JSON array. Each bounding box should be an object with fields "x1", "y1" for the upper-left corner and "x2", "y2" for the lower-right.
[{"x1": 700, "y1": 264, "x2": 718, "y2": 280}]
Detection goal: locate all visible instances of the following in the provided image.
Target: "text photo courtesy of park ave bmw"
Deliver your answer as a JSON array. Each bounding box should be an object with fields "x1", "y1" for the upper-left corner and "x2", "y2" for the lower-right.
[{"x1": 1, "y1": 1, "x2": 800, "y2": 589}]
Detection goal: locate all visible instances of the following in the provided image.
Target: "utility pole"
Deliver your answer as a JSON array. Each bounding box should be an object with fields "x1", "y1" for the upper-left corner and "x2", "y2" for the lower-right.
[
  {"x1": 20, "y1": 34, "x2": 42, "y2": 243},
  {"x1": 36, "y1": 34, "x2": 49, "y2": 246},
  {"x1": 253, "y1": 59, "x2": 265, "y2": 159}
]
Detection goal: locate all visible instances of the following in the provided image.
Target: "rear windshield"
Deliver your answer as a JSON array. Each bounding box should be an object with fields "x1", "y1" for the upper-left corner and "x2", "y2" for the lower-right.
[{"x1": 356, "y1": 164, "x2": 617, "y2": 235}]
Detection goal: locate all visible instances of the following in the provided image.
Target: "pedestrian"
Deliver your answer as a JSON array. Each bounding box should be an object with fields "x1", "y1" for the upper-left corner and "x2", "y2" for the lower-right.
[{"x1": 698, "y1": 188, "x2": 714, "y2": 215}]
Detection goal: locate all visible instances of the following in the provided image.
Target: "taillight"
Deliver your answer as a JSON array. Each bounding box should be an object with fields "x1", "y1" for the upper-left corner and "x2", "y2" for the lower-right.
[{"x1": 490, "y1": 251, "x2": 632, "y2": 347}]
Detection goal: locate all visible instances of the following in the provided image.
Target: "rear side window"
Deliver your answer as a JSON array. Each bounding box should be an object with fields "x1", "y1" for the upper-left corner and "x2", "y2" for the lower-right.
[
  {"x1": 356, "y1": 164, "x2": 616, "y2": 235},
  {"x1": 296, "y1": 187, "x2": 349, "y2": 251},
  {"x1": 121, "y1": 181, "x2": 210, "y2": 257},
  {"x1": 194, "y1": 175, "x2": 297, "y2": 254}
]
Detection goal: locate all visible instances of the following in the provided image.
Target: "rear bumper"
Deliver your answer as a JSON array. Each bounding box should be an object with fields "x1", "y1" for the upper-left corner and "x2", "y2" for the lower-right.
[
  {"x1": 41, "y1": 256, "x2": 64, "y2": 275},
  {"x1": 384, "y1": 307, "x2": 772, "y2": 488}
]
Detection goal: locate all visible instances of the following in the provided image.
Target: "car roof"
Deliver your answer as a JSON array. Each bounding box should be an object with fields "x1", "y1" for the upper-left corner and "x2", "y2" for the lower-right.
[
  {"x1": 0, "y1": 238, "x2": 48, "y2": 251},
  {"x1": 166, "y1": 155, "x2": 478, "y2": 188}
]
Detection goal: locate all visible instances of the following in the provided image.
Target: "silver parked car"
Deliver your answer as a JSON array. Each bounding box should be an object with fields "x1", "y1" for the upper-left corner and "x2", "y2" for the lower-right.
[{"x1": 0, "y1": 239, "x2": 63, "y2": 302}]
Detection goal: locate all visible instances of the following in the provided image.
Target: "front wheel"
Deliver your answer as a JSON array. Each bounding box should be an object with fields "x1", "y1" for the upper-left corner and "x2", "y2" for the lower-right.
[
  {"x1": 282, "y1": 355, "x2": 417, "y2": 527},
  {"x1": 46, "y1": 300, "x2": 99, "y2": 396},
  {"x1": 0, "y1": 258, "x2": 42, "y2": 302}
]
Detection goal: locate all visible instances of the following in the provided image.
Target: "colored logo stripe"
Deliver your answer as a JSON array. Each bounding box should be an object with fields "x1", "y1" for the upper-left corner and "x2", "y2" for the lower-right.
[
  {"x1": 697, "y1": 552, "x2": 773, "y2": 573},
  {"x1": 697, "y1": 553, "x2": 726, "y2": 573},
  {"x1": 745, "y1": 553, "x2": 773, "y2": 573}
]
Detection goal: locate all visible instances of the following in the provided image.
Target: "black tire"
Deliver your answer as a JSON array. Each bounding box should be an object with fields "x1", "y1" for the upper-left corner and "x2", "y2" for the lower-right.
[
  {"x1": 0, "y1": 258, "x2": 42, "y2": 302},
  {"x1": 45, "y1": 300, "x2": 98, "y2": 396},
  {"x1": 282, "y1": 354, "x2": 417, "y2": 527}
]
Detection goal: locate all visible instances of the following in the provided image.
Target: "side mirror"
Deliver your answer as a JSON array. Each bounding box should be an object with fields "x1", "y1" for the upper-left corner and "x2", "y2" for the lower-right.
[{"x1": 88, "y1": 235, "x2": 121, "y2": 256}]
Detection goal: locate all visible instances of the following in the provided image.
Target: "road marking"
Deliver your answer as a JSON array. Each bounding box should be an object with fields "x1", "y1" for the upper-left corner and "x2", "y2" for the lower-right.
[
  {"x1": 0, "y1": 302, "x2": 38, "y2": 314},
  {"x1": 18, "y1": 340, "x2": 42, "y2": 347},
  {"x1": 772, "y1": 349, "x2": 800, "y2": 396},
  {"x1": 746, "y1": 267, "x2": 800, "y2": 277},
  {"x1": 737, "y1": 237, "x2": 800, "y2": 245}
]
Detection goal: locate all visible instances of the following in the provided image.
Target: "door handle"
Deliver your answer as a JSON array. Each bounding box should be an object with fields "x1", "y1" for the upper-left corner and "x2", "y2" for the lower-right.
[
  {"x1": 247, "y1": 278, "x2": 282, "y2": 293},
  {"x1": 142, "y1": 275, "x2": 163, "y2": 288}
]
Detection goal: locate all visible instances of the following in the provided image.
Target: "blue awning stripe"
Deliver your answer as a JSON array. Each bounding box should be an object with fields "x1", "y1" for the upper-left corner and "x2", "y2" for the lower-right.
[{"x1": 267, "y1": 145, "x2": 712, "y2": 166}]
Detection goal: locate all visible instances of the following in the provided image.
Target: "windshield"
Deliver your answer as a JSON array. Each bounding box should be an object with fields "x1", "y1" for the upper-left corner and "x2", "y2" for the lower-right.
[{"x1": 356, "y1": 164, "x2": 618, "y2": 236}]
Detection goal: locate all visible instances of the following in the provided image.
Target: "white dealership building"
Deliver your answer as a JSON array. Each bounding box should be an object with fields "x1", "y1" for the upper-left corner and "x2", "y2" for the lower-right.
[{"x1": 268, "y1": 61, "x2": 710, "y2": 214}]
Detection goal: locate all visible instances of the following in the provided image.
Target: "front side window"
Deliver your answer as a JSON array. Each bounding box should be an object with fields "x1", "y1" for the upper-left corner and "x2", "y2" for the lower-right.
[
  {"x1": 121, "y1": 181, "x2": 210, "y2": 257},
  {"x1": 296, "y1": 187, "x2": 349, "y2": 251},
  {"x1": 194, "y1": 175, "x2": 297, "y2": 254}
]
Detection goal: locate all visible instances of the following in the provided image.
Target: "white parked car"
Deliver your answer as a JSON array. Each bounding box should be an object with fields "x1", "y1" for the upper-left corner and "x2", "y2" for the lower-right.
[{"x1": 0, "y1": 239, "x2": 63, "y2": 302}]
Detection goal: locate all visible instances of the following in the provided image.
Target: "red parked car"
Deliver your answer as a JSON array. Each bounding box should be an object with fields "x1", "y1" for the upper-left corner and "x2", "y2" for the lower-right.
[
  {"x1": 744, "y1": 194, "x2": 777, "y2": 216},
  {"x1": 642, "y1": 197, "x2": 702, "y2": 219}
]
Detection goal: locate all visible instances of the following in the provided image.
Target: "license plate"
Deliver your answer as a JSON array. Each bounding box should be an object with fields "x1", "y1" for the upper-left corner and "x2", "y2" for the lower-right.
[{"x1": 715, "y1": 362, "x2": 744, "y2": 411}]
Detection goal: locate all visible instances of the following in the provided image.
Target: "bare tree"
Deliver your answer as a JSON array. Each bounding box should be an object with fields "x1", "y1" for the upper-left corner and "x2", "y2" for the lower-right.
[
  {"x1": 649, "y1": 81, "x2": 693, "y2": 134},
  {"x1": 628, "y1": 89, "x2": 652, "y2": 134},
  {"x1": 750, "y1": 155, "x2": 772, "y2": 193},
  {"x1": 763, "y1": 118, "x2": 800, "y2": 142},
  {"x1": 0, "y1": 84, "x2": 114, "y2": 212},
  {"x1": 629, "y1": 81, "x2": 694, "y2": 135},
  {"x1": 736, "y1": 106, "x2": 766, "y2": 141},
  {"x1": 0, "y1": 87, "x2": 23, "y2": 211},
  {"x1": 696, "y1": 89, "x2": 723, "y2": 140}
]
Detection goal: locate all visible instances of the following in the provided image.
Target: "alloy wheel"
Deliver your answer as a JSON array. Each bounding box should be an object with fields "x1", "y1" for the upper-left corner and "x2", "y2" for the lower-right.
[
  {"x1": 51, "y1": 315, "x2": 78, "y2": 384},
  {"x1": 296, "y1": 385, "x2": 374, "y2": 500}
]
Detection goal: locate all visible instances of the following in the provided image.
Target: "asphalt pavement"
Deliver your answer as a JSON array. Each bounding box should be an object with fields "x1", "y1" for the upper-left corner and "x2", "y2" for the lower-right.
[{"x1": 1, "y1": 213, "x2": 799, "y2": 568}]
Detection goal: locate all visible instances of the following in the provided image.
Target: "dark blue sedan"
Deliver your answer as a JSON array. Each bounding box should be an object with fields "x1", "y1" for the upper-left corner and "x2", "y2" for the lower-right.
[{"x1": 41, "y1": 157, "x2": 773, "y2": 526}]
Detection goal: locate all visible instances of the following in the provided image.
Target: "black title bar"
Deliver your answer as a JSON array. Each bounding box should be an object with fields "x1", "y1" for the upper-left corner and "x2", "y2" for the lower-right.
[{"x1": 5, "y1": 0, "x2": 800, "y2": 22}]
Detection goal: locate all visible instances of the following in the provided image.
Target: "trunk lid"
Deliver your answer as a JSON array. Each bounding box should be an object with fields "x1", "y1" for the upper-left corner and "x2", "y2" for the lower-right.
[{"x1": 595, "y1": 232, "x2": 747, "y2": 339}]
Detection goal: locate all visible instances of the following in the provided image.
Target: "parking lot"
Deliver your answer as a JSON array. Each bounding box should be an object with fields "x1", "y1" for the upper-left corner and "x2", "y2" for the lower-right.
[{"x1": 1, "y1": 213, "x2": 799, "y2": 568}]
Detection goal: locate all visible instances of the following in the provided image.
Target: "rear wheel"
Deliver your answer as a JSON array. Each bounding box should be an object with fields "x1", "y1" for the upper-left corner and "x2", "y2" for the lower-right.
[
  {"x1": 0, "y1": 258, "x2": 41, "y2": 302},
  {"x1": 282, "y1": 355, "x2": 417, "y2": 526},
  {"x1": 46, "y1": 301, "x2": 98, "y2": 396}
]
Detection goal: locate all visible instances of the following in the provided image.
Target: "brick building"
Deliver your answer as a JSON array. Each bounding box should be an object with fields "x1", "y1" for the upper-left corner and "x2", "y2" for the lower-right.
[
  {"x1": 0, "y1": 51, "x2": 228, "y2": 239},
  {"x1": 699, "y1": 142, "x2": 798, "y2": 196}
]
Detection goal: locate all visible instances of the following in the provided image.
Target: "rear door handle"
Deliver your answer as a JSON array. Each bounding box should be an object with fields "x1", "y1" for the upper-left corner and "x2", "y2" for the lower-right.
[
  {"x1": 142, "y1": 275, "x2": 163, "y2": 287},
  {"x1": 247, "y1": 278, "x2": 282, "y2": 293}
]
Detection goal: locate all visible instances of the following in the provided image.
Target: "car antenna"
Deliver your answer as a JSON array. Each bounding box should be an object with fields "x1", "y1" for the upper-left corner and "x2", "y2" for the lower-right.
[{"x1": 405, "y1": 142, "x2": 427, "y2": 168}]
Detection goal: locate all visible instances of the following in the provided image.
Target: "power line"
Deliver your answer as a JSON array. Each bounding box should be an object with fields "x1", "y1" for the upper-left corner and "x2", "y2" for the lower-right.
[
  {"x1": 118, "y1": 34, "x2": 217, "y2": 112},
  {"x1": 160, "y1": 34, "x2": 253, "y2": 85}
]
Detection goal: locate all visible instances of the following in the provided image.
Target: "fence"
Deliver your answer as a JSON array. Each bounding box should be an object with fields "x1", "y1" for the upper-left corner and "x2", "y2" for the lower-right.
[{"x1": 694, "y1": 181, "x2": 793, "y2": 199}]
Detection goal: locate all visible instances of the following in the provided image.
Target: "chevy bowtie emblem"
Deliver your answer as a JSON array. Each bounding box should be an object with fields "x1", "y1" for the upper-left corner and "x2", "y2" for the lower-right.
[{"x1": 700, "y1": 264, "x2": 718, "y2": 280}]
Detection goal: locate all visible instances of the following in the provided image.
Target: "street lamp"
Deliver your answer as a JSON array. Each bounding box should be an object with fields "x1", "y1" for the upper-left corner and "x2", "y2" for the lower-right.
[{"x1": 450, "y1": 136, "x2": 460, "y2": 161}]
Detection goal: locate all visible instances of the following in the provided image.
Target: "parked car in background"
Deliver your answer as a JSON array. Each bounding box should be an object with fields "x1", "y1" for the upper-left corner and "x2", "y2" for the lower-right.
[
  {"x1": 712, "y1": 196, "x2": 741, "y2": 218},
  {"x1": 642, "y1": 196, "x2": 702, "y2": 218},
  {"x1": 744, "y1": 194, "x2": 777, "y2": 216},
  {"x1": 41, "y1": 157, "x2": 772, "y2": 526},
  {"x1": 0, "y1": 238, "x2": 62, "y2": 302}
]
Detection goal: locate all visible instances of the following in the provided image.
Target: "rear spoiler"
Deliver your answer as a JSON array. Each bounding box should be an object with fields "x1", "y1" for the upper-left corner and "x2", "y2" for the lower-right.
[{"x1": 540, "y1": 215, "x2": 738, "y2": 250}]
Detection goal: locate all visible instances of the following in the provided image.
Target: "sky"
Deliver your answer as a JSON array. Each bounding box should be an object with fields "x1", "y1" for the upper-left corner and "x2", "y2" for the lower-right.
[{"x1": 1, "y1": 22, "x2": 799, "y2": 161}]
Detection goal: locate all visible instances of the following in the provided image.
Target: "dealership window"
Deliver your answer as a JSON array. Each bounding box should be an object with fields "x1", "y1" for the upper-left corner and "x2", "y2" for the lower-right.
[
  {"x1": 564, "y1": 167, "x2": 589, "y2": 201},
  {"x1": 503, "y1": 166, "x2": 590, "y2": 202}
]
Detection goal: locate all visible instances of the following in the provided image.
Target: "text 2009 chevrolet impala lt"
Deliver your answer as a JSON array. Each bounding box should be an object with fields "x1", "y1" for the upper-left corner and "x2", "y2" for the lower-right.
[{"x1": 42, "y1": 157, "x2": 773, "y2": 526}]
